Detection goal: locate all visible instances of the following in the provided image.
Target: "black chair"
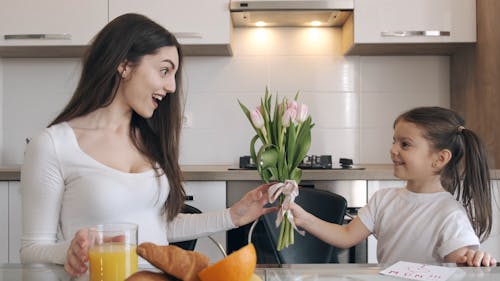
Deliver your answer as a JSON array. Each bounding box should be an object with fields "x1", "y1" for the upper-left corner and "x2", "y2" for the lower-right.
[
  {"x1": 170, "y1": 204, "x2": 201, "y2": 251},
  {"x1": 170, "y1": 204, "x2": 228, "y2": 257},
  {"x1": 254, "y1": 188, "x2": 347, "y2": 264}
]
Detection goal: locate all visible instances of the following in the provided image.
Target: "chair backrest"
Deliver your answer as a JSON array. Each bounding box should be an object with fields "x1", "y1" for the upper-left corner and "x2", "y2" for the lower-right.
[
  {"x1": 169, "y1": 204, "x2": 201, "y2": 251},
  {"x1": 260, "y1": 187, "x2": 347, "y2": 264}
]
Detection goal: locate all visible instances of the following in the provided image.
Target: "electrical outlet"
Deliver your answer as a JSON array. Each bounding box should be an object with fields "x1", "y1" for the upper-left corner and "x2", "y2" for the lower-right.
[{"x1": 183, "y1": 112, "x2": 193, "y2": 128}]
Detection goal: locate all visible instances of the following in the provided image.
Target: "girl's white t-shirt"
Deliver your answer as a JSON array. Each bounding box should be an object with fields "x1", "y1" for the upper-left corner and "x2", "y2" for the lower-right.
[
  {"x1": 358, "y1": 187, "x2": 479, "y2": 264},
  {"x1": 20, "y1": 122, "x2": 235, "y2": 264}
]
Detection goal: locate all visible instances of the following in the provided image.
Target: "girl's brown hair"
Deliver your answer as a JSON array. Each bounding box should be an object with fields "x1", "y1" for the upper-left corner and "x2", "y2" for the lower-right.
[
  {"x1": 49, "y1": 13, "x2": 185, "y2": 221},
  {"x1": 395, "y1": 106, "x2": 492, "y2": 241}
]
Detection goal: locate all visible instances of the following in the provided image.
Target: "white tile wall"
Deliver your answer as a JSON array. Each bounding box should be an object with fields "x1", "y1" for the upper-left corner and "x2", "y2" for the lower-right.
[
  {"x1": 0, "y1": 28, "x2": 450, "y2": 165},
  {"x1": 1, "y1": 58, "x2": 79, "y2": 164}
]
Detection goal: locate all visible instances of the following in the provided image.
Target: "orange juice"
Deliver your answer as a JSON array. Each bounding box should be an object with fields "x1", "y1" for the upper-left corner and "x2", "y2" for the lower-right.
[{"x1": 89, "y1": 242, "x2": 138, "y2": 281}]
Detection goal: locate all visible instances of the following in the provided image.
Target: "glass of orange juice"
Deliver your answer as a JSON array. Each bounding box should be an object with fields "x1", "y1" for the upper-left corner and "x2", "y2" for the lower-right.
[{"x1": 88, "y1": 223, "x2": 138, "y2": 281}]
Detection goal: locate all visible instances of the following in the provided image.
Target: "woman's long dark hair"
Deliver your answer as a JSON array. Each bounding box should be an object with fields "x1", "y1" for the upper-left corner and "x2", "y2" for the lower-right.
[
  {"x1": 395, "y1": 106, "x2": 492, "y2": 241},
  {"x1": 49, "y1": 13, "x2": 185, "y2": 221}
]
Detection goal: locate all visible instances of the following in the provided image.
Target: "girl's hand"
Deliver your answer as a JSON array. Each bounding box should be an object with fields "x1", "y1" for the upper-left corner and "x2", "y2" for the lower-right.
[
  {"x1": 456, "y1": 249, "x2": 497, "y2": 267},
  {"x1": 64, "y1": 228, "x2": 93, "y2": 276},
  {"x1": 286, "y1": 202, "x2": 313, "y2": 229},
  {"x1": 229, "y1": 183, "x2": 278, "y2": 226},
  {"x1": 447, "y1": 246, "x2": 497, "y2": 267}
]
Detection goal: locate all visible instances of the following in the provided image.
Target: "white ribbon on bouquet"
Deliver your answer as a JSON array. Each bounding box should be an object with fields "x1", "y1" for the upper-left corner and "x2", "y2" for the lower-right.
[{"x1": 268, "y1": 180, "x2": 305, "y2": 236}]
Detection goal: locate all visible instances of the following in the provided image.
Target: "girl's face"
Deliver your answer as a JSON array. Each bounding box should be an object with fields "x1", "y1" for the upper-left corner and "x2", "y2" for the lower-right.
[
  {"x1": 390, "y1": 120, "x2": 440, "y2": 181},
  {"x1": 118, "y1": 46, "x2": 179, "y2": 118}
]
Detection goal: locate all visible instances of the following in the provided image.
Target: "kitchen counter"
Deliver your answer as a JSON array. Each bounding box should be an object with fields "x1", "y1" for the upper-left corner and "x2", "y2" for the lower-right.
[{"x1": 3, "y1": 164, "x2": 500, "y2": 182}]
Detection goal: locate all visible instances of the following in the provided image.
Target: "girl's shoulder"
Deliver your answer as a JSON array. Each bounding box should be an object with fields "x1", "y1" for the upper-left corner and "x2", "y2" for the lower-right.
[{"x1": 372, "y1": 187, "x2": 404, "y2": 198}]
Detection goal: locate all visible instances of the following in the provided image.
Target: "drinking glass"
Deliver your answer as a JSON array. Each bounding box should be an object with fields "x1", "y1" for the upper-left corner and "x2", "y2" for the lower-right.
[{"x1": 88, "y1": 223, "x2": 138, "y2": 281}]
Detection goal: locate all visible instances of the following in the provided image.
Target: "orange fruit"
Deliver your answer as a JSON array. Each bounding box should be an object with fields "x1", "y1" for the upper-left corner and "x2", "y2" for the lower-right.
[
  {"x1": 249, "y1": 273, "x2": 263, "y2": 281},
  {"x1": 198, "y1": 243, "x2": 256, "y2": 281}
]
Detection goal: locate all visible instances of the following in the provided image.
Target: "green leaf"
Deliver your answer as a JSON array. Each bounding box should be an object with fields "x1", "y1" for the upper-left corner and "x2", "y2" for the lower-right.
[
  {"x1": 268, "y1": 167, "x2": 280, "y2": 181},
  {"x1": 286, "y1": 122, "x2": 297, "y2": 170},
  {"x1": 293, "y1": 127, "x2": 312, "y2": 169},
  {"x1": 271, "y1": 95, "x2": 280, "y2": 145},
  {"x1": 259, "y1": 147, "x2": 279, "y2": 169},
  {"x1": 289, "y1": 168, "x2": 302, "y2": 183},
  {"x1": 261, "y1": 169, "x2": 272, "y2": 183},
  {"x1": 294, "y1": 90, "x2": 300, "y2": 101},
  {"x1": 250, "y1": 134, "x2": 260, "y2": 168}
]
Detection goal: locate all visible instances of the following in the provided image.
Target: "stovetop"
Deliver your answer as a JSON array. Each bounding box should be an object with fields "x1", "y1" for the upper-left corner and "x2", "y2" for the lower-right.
[{"x1": 237, "y1": 155, "x2": 365, "y2": 170}]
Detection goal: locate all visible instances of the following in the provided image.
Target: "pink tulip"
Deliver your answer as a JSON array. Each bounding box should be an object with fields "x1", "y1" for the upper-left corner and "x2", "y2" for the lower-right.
[
  {"x1": 282, "y1": 108, "x2": 297, "y2": 127},
  {"x1": 288, "y1": 100, "x2": 298, "y2": 111},
  {"x1": 250, "y1": 109, "x2": 265, "y2": 129},
  {"x1": 297, "y1": 103, "x2": 309, "y2": 123}
]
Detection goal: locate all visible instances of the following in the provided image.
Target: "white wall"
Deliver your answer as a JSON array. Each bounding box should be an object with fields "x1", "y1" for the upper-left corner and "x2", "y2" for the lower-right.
[{"x1": 0, "y1": 28, "x2": 450, "y2": 165}]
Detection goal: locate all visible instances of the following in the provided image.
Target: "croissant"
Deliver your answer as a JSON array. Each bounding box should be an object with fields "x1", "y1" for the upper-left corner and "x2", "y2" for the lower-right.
[
  {"x1": 125, "y1": 270, "x2": 173, "y2": 281},
  {"x1": 137, "y1": 242, "x2": 210, "y2": 281}
]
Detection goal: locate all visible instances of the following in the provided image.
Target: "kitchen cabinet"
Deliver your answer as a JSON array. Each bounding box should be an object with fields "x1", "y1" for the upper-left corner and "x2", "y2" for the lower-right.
[
  {"x1": 0, "y1": 181, "x2": 21, "y2": 263},
  {"x1": 183, "y1": 181, "x2": 227, "y2": 262},
  {"x1": 9, "y1": 181, "x2": 21, "y2": 263},
  {"x1": 343, "y1": 0, "x2": 476, "y2": 55},
  {"x1": 109, "y1": 0, "x2": 232, "y2": 56},
  {"x1": 0, "y1": 0, "x2": 107, "y2": 48},
  {"x1": 0, "y1": 182, "x2": 8, "y2": 263}
]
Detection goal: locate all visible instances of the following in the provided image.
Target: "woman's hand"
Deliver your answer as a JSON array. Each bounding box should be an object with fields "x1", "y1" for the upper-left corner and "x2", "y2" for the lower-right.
[
  {"x1": 229, "y1": 183, "x2": 278, "y2": 226},
  {"x1": 64, "y1": 228, "x2": 93, "y2": 276}
]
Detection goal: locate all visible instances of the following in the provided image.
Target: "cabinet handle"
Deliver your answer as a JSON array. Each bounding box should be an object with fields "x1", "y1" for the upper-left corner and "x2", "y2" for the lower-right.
[
  {"x1": 4, "y1": 34, "x2": 72, "y2": 40},
  {"x1": 184, "y1": 195, "x2": 194, "y2": 201},
  {"x1": 380, "y1": 30, "x2": 450, "y2": 37},
  {"x1": 172, "y1": 32, "x2": 203, "y2": 39}
]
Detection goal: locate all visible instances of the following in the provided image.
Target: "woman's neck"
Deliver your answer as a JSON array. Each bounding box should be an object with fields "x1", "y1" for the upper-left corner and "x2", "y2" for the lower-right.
[{"x1": 70, "y1": 100, "x2": 132, "y2": 133}]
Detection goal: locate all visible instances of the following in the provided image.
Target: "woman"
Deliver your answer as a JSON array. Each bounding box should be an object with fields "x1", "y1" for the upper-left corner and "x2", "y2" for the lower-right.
[{"x1": 20, "y1": 13, "x2": 274, "y2": 276}]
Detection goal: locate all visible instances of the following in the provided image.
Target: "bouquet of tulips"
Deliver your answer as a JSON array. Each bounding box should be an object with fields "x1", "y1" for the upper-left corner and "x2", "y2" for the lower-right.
[{"x1": 239, "y1": 87, "x2": 314, "y2": 250}]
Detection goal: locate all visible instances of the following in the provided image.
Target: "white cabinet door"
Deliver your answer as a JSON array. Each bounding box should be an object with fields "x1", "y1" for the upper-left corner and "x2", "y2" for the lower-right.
[
  {"x1": 183, "y1": 181, "x2": 227, "y2": 262},
  {"x1": 8, "y1": 181, "x2": 21, "y2": 263},
  {"x1": 0, "y1": 0, "x2": 107, "y2": 46},
  {"x1": 109, "y1": 0, "x2": 231, "y2": 45},
  {"x1": 355, "y1": 0, "x2": 476, "y2": 44},
  {"x1": 0, "y1": 182, "x2": 8, "y2": 263}
]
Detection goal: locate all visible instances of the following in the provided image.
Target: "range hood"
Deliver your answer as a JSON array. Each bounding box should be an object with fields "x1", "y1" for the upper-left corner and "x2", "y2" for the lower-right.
[{"x1": 230, "y1": 0, "x2": 354, "y2": 27}]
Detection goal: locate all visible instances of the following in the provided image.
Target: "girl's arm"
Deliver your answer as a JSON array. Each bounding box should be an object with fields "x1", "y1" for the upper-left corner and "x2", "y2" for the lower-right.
[
  {"x1": 289, "y1": 203, "x2": 371, "y2": 249},
  {"x1": 445, "y1": 246, "x2": 497, "y2": 266}
]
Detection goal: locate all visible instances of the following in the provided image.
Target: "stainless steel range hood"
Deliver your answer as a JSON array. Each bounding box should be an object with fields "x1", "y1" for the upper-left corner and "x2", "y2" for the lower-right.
[{"x1": 230, "y1": 0, "x2": 354, "y2": 27}]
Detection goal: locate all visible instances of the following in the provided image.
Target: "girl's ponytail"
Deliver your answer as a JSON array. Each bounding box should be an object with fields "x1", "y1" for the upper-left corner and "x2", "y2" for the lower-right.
[{"x1": 458, "y1": 128, "x2": 492, "y2": 242}]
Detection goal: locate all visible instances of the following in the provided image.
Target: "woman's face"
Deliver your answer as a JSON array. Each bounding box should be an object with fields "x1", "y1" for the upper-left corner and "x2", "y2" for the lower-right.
[{"x1": 118, "y1": 46, "x2": 179, "y2": 118}]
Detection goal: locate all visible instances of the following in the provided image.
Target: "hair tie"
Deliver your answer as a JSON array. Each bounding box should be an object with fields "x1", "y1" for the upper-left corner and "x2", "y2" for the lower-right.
[{"x1": 457, "y1": 125, "x2": 465, "y2": 133}]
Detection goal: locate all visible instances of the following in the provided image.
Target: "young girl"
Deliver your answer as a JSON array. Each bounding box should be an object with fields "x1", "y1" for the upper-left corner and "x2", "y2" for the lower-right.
[{"x1": 289, "y1": 106, "x2": 496, "y2": 266}]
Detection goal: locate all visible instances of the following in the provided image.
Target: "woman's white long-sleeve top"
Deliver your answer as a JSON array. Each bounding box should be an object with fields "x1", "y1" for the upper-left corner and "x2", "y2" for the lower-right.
[{"x1": 20, "y1": 122, "x2": 235, "y2": 264}]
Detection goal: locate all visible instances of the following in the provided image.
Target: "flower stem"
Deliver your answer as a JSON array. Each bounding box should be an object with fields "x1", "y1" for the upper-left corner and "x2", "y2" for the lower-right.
[{"x1": 277, "y1": 218, "x2": 286, "y2": 251}]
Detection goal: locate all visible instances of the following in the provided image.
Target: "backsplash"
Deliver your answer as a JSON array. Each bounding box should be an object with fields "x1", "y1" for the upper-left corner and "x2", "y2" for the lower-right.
[{"x1": 0, "y1": 28, "x2": 449, "y2": 165}]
